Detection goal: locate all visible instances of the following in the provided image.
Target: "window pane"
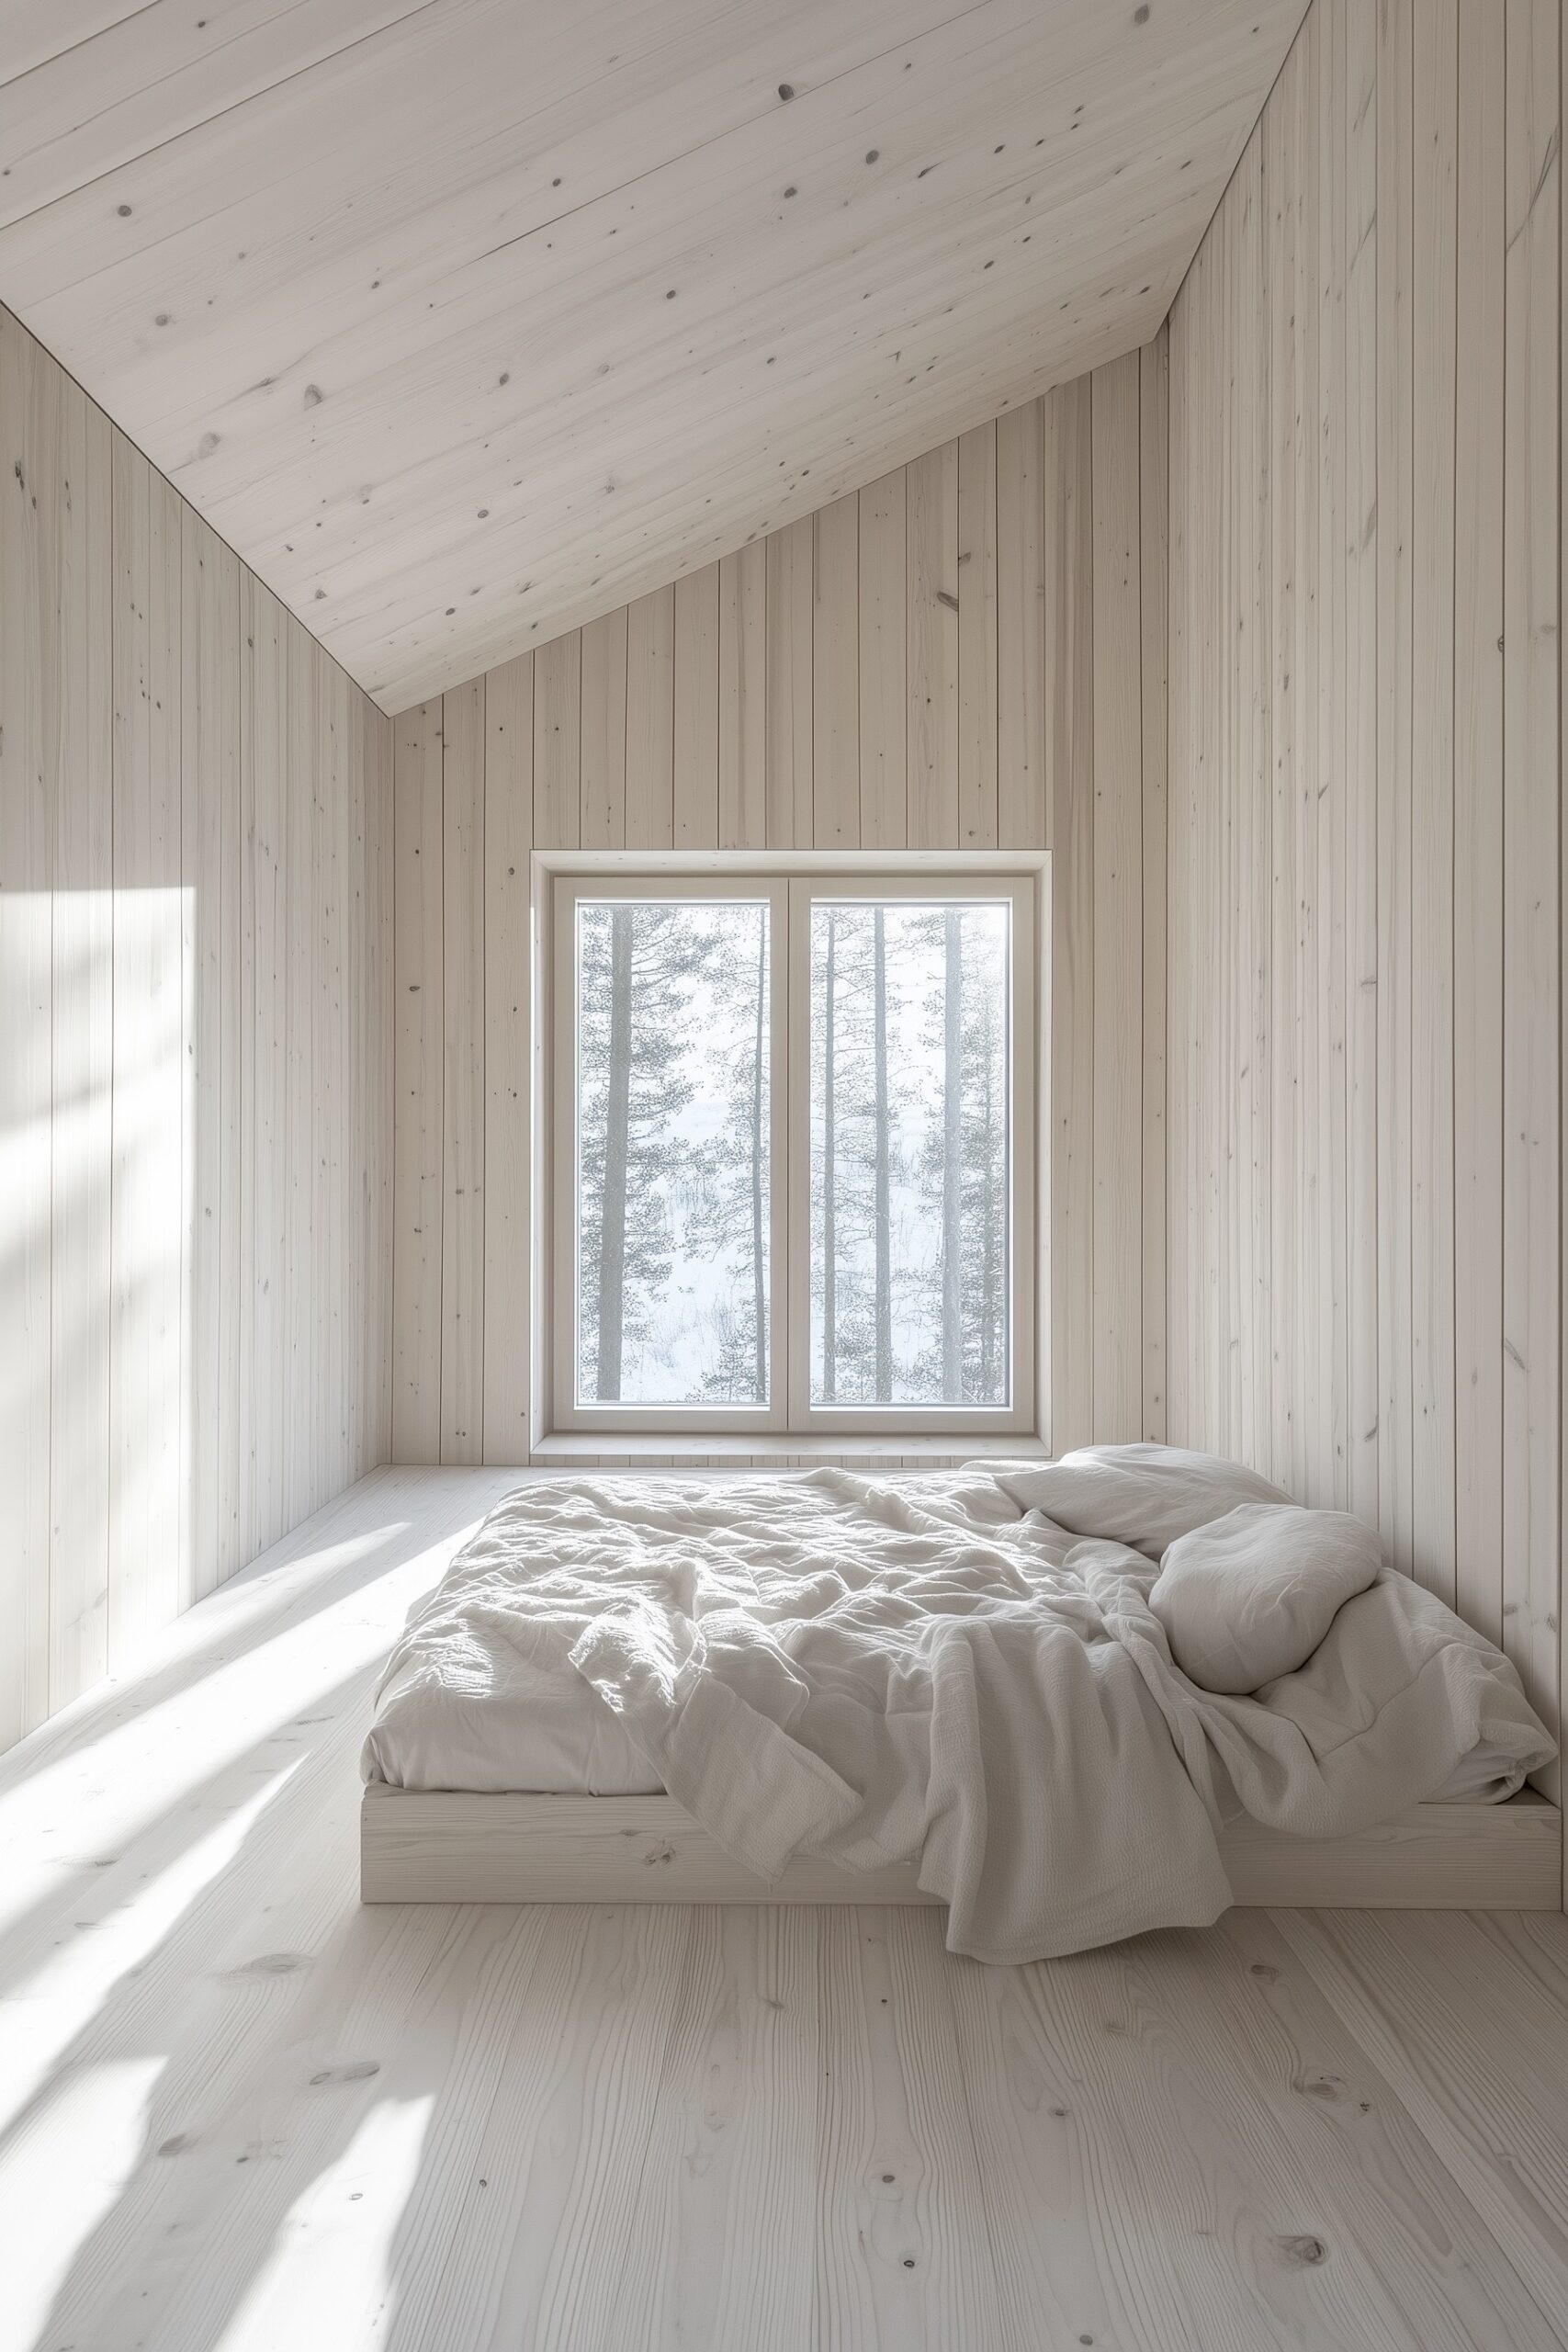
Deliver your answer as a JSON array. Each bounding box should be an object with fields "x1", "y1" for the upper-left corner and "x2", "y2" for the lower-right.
[
  {"x1": 809, "y1": 899, "x2": 1010, "y2": 1408},
  {"x1": 576, "y1": 899, "x2": 770, "y2": 1407}
]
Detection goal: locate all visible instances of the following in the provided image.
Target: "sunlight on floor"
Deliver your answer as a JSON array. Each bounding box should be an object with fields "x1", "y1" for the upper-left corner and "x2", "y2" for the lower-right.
[
  {"x1": 0, "y1": 1776, "x2": 286, "y2": 2129},
  {"x1": 219, "y1": 2095, "x2": 436, "y2": 2352},
  {"x1": 0, "y1": 1520, "x2": 422, "y2": 1948},
  {"x1": 5, "y1": 2055, "x2": 164, "y2": 2346}
]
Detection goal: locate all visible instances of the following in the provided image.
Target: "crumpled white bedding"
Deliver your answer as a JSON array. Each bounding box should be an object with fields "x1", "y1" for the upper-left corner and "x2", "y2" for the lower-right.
[{"x1": 362, "y1": 1466, "x2": 1555, "y2": 1962}]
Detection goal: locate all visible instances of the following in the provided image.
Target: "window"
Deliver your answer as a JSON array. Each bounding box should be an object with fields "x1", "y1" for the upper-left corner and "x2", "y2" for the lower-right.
[{"x1": 550, "y1": 870, "x2": 1036, "y2": 1436}]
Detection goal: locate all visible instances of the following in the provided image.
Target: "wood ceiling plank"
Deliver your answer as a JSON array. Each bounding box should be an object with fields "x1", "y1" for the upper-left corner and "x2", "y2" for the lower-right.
[
  {"x1": 334, "y1": 234, "x2": 1192, "y2": 703},
  {"x1": 282, "y1": 153, "x2": 1231, "y2": 675},
  {"x1": 0, "y1": 0, "x2": 961, "y2": 363},
  {"x1": 0, "y1": 3, "x2": 147, "y2": 85},
  {"x1": 153, "y1": 0, "x2": 1262, "y2": 488},
  {"x1": 0, "y1": 0, "x2": 1305, "y2": 707},
  {"x1": 0, "y1": 1, "x2": 429, "y2": 229}
]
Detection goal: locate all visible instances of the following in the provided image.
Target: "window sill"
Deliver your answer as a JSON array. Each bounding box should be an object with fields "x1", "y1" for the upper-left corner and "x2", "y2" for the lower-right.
[{"x1": 529, "y1": 1431, "x2": 1048, "y2": 1467}]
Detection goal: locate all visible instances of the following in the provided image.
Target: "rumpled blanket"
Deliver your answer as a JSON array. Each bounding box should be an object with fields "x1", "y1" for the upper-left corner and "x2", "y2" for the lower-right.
[{"x1": 366, "y1": 1467, "x2": 1554, "y2": 1962}]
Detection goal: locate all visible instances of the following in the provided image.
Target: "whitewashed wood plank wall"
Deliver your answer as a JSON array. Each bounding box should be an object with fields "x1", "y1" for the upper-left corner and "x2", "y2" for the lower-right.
[
  {"x1": 1166, "y1": 0, "x2": 1564, "y2": 1785},
  {"x1": 389, "y1": 353, "x2": 1170, "y2": 1467},
  {"x1": 0, "y1": 300, "x2": 394, "y2": 1756}
]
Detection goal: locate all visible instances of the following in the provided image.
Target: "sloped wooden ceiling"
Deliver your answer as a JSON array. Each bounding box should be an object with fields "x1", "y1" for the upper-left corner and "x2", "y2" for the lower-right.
[{"x1": 0, "y1": 0, "x2": 1303, "y2": 713}]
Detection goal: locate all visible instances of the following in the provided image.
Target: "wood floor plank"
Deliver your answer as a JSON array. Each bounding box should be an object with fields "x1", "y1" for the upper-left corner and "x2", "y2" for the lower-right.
[
  {"x1": 1272, "y1": 1905, "x2": 1568, "y2": 2319},
  {"x1": 1208, "y1": 1909, "x2": 1564, "y2": 2350},
  {"x1": 408, "y1": 1904, "x2": 694, "y2": 2351},
  {"x1": 947, "y1": 1923, "x2": 1190, "y2": 2350},
  {"x1": 605, "y1": 1905, "x2": 819, "y2": 2351},
  {"x1": 129, "y1": 1904, "x2": 479, "y2": 2352},
  {"x1": 0, "y1": 1468, "x2": 508, "y2": 1975},
  {"x1": 813, "y1": 1906, "x2": 1005, "y2": 2351},
  {"x1": 954, "y1": 1909, "x2": 1568, "y2": 2352}
]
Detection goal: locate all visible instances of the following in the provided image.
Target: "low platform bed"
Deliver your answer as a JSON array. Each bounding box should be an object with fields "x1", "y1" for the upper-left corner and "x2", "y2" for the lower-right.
[
  {"x1": 361, "y1": 1781, "x2": 1564, "y2": 1913},
  {"x1": 360, "y1": 1455, "x2": 1562, "y2": 1948}
]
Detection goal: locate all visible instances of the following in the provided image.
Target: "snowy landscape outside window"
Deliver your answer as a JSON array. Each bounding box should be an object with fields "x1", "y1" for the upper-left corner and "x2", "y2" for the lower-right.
[
  {"x1": 807, "y1": 900, "x2": 1010, "y2": 1408},
  {"x1": 551, "y1": 871, "x2": 1036, "y2": 1437},
  {"x1": 574, "y1": 896, "x2": 772, "y2": 1408}
]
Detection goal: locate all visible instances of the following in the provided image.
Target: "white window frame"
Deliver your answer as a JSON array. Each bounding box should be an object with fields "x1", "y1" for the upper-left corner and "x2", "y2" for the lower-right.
[
  {"x1": 544, "y1": 860, "x2": 1038, "y2": 1442},
  {"x1": 551, "y1": 873, "x2": 789, "y2": 1433},
  {"x1": 786, "y1": 871, "x2": 1034, "y2": 1437}
]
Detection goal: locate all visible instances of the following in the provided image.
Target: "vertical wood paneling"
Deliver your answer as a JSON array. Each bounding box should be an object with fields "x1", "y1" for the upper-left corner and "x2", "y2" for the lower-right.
[
  {"x1": 998, "y1": 401, "x2": 1046, "y2": 849},
  {"x1": 1046, "y1": 379, "x2": 1095, "y2": 1453},
  {"x1": 48, "y1": 375, "x2": 113, "y2": 1710},
  {"x1": 1560, "y1": 0, "x2": 1568, "y2": 1818},
  {"x1": 674, "y1": 566, "x2": 719, "y2": 849},
  {"x1": 1453, "y1": 0, "x2": 1506, "y2": 1649},
  {"x1": 248, "y1": 575, "x2": 287, "y2": 1546},
  {"x1": 579, "y1": 607, "x2": 627, "y2": 851},
  {"x1": 1090, "y1": 353, "x2": 1143, "y2": 1442},
  {"x1": 1410, "y1": 0, "x2": 1458, "y2": 1605},
  {"x1": 764, "y1": 519, "x2": 812, "y2": 850},
  {"x1": 440, "y1": 675, "x2": 485, "y2": 1464},
  {"x1": 1344, "y1": 0, "x2": 1379, "y2": 1535},
  {"x1": 393, "y1": 373, "x2": 1165, "y2": 1470},
  {"x1": 368, "y1": 706, "x2": 389, "y2": 1458},
  {"x1": 483, "y1": 653, "x2": 532, "y2": 1464},
  {"x1": 626, "y1": 586, "x2": 674, "y2": 850},
  {"x1": 1376, "y1": 0, "x2": 1415, "y2": 1573},
  {"x1": 239, "y1": 572, "x2": 263, "y2": 1551},
  {"x1": 283, "y1": 617, "x2": 314, "y2": 1518},
  {"x1": 0, "y1": 317, "x2": 57, "y2": 1738},
  {"x1": 0, "y1": 304, "x2": 390, "y2": 1754},
  {"x1": 1219, "y1": 191, "x2": 1241, "y2": 1463},
  {"x1": 956, "y1": 422, "x2": 998, "y2": 851},
  {"x1": 857, "y1": 471, "x2": 906, "y2": 847},
  {"x1": 1318, "y1": 0, "x2": 1348, "y2": 1510},
  {"x1": 1268, "y1": 55, "x2": 1299, "y2": 1495},
  {"x1": 533, "y1": 631, "x2": 581, "y2": 851},
  {"x1": 182, "y1": 508, "x2": 242, "y2": 1601},
  {"x1": 1501, "y1": 0, "x2": 1561, "y2": 1781},
  {"x1": 342, "y1": 674, "x2": 362, "y2": 1489},
  {"x1": 905, "y1": 442, "x2": 958, "y2": 850},
  {"x1": 719, "y1": 543, "x2": 771, "y2": 855},
  {"x1": 1139, "y1": 330, "x2": 1168, "y2": 1446},
  {"x1": 1167, "y1": 0, "x2": 1565, "y2": 1801},
  {"x1": 1293, "y1": 11, "x2": 1322, "y2": 1508},
  {"x1": 113, "y1": 444, "x2": 185, "y2": 1667},
  {"x1": 1167, "y1": 258, "x2": 1192, "y2": 1451},
  {"x1": 320, "y1": 661, "x2": 347, "y2": 1496},
  {"x1": 1252, "y1": 128, "x2": 1275, "y2": 1480},
  {"x1": 1209, "y1": 175, "x2": 1233, "y2": 1462},
  {"x1": 811, "y1": 498, "x2": 859, "y2": 848},
  {"x1": 391, "y1": 701, "x2": 444, "y2": 1464}
]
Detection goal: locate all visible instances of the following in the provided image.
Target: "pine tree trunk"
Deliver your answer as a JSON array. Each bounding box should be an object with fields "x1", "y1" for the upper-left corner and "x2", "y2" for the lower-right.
[
  {"x1": 750, "y1": 915, "x2": 767, "y2": 1402},
  {"x1": 823, "y1": 910, "x2": 837, "y2": 1403},
  {"x1": 980, "y1": 1007, "x2": 998, "y2": 1401},
  {"x1": 595, "y1": 904, "x2": 633, "y2": 1400},
  {"x1": 942, "y1": 909, "x2": 964, "y2": 1401},
  {"x1": 873, "y1": 906, "x2": 892, "y2": 1401}
]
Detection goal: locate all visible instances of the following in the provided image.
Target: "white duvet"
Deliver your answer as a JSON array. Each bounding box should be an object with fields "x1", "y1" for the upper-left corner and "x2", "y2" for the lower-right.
[{"x1": 364, "y1": 1467, "x2": 1554, "y2": 1963}]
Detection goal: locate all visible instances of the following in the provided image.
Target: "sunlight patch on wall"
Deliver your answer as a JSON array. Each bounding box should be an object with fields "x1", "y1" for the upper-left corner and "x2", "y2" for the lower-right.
[{"x1": 0, "y1": 884, "x2": 193, "y2": 1739}]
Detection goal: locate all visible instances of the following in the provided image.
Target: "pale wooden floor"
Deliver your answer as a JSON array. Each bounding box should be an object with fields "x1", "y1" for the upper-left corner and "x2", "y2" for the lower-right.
[{"x1": 4, "y1": 1467, "x2": 1567, "y2": 2352}]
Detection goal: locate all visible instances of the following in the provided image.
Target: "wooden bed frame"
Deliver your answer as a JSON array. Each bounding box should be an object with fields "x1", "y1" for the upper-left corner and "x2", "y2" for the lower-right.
[{"x1": 361, "y1": 1781, "x2": 1563, "y2": 1911}]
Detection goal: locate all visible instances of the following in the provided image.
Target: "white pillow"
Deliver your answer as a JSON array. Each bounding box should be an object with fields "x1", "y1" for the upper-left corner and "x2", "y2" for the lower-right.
[
  {"x1": 1148, "y1": 1503, "x2": 1382, "y2": 1694},
  {"x1": 994, "y1": 1443, "x2": 1289, "y2": 1561}
]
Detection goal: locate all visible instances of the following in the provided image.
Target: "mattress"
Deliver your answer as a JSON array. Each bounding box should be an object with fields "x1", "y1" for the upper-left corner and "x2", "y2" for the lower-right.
[
  {"x1": 360, "y1": 1458, "x2": 1558, "y2": 1960},
  {"x1": 363, "y1": 1465, "x2": 1544, "y2": 1807},
  {"x1": 365, "y1": 1633, "x2": 662, "y2": 1793},
  {"x1": 363, "y1": 1467, "x2": 1039, "y2": 1797}
]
